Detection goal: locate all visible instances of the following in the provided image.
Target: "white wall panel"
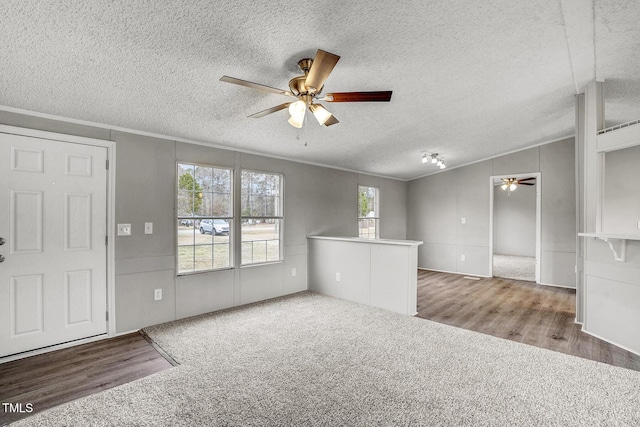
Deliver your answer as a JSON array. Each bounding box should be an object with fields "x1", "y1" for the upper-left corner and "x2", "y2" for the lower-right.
[
  {"x1": 176, "y1": 270, "x2": 235, "y2": 319},
  {"x1": 584, "y1": 273, "x2": 640, "y2": 354}
]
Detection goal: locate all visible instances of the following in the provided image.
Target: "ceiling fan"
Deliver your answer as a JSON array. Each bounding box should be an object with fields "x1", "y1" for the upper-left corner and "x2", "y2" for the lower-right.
[
  {"x1": 500, "y1": 177, "x2": 535, "y2": 192},
  {"x1": 220, "y1": 49, "x2": 392, "y2": 128}
]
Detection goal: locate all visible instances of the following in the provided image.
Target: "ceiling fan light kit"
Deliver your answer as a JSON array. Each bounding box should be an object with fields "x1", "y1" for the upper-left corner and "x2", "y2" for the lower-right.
[
  {"x1": 500, "y1": 177, "x2": 536, "y2": 194},
  {"x1": 220, "y1": 49, "x2": 393, "y2": 129}
]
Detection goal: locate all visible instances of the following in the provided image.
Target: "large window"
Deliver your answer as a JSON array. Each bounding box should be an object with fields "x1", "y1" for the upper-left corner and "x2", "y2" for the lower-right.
[
  {"x1": 241, "y1": 170, "x2": 283, "y2": 265},
  {"x1": 358, "y1": 185, "x2": 379, "y2": 239},
  {"x1": 177, "y1": 163, "x2": 232, "y2": 274}
]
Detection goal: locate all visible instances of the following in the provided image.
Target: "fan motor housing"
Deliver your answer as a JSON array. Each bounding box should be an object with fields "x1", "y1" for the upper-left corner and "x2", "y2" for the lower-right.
[{"x1": 289, "y1": 75, "x2": 321, "y2": 97}]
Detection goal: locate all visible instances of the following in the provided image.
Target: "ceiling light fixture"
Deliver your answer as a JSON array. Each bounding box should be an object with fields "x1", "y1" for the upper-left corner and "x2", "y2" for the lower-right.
[
  {"x1": 288, "y1": 100, "x2": 306, "y2": 128},
  {"x1": 309, "y1": 103, "x2": 332, "y2": 126},
  {"x1": 421, "y1": 152, "x2": 446, "y2": 169},
  {"x1": 500, "y1": 178, "x2": 519, "y2": 194}
]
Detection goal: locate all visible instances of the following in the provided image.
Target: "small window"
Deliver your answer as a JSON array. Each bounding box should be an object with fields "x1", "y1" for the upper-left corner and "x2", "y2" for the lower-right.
[
  {"x1": 177, "y1": 163, "x2": 233, "y2": 274},
  {"x1": 358, "y1": 185, "x2": 379, "y2": 239},
  {"x1": 241, "y1": 170, "x2": 283, "y2": 265}
]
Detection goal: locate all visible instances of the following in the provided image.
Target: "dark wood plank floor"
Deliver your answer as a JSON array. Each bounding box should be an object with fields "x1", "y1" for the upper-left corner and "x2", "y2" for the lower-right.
[
  {"x1": 0, "y1": 332, "x2": 173, "y2": 425},
  {"x1": 416, "y1": 269, "x2": 640, "y2": 371}
]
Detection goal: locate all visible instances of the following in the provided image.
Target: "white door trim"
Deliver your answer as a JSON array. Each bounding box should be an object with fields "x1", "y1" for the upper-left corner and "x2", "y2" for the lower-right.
[
  {"x1": 488, "y1": 172, "x2": 541, "y2": 283},
  {"x1": 0, "y1": 124, "x2": 117, "y2": 346}
]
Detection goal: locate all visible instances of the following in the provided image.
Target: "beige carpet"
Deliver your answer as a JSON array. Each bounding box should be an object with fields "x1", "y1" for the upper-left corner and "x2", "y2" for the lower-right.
[
  {"x1": 493, "y1": 254, "x2": 536, "y2": 281},
  {"x1": 14, "y1": 291, "x2": 640, "y2": 426}
]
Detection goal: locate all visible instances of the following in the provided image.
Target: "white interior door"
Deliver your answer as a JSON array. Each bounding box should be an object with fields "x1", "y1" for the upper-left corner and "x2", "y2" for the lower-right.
[{"x1": 0, "y1": 132, "x2": 107, "y2": 358}]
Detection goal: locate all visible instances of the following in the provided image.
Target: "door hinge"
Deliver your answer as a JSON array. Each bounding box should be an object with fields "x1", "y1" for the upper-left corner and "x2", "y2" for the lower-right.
[{"x1": 106, "y1": 160, "x2": 109, "y2": 170}]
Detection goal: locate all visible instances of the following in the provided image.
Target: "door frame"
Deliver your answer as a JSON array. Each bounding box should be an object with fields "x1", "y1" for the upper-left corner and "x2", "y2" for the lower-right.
[
  {"x1": 488, "y1": 172, "x2": 541, "y2": 283},
  {"x1": 0, "y1": 124, "x2": 116, "y2": 360}
]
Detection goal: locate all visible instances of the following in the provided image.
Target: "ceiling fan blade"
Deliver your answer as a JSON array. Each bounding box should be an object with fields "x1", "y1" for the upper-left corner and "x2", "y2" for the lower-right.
[
  {"x1": 518, "y1": 177, "x2": 536, "y2": 182},
  {"x1": 247, "y1": 102, "x2": 292, "y2": 118},
  {"x1": 324, "y1": 91, "x2": 393, "y2": 102},
  {"x1": 323, "y1": 115, "x2": 339, "y2": 126},
  {"x1": 220, "y1": 76, "x2": 295, "y2": 98},
  {"x1": 518, "y1": 182, "x2": 535, "y2": 186},
  {"x1": 305, "y1": 49, "x2": 340, "y2": 93}
]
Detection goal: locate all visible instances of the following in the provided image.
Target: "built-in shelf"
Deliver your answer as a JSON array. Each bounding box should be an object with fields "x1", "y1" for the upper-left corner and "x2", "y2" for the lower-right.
[{"x1": 578, "y1": 233, "x2": 640, "y2": 262}]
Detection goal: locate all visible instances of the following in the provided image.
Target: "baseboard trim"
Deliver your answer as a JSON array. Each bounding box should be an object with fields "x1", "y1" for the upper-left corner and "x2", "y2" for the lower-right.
[
  {"x1": 537, "y1": 281, "x2": 577, "y2": 290},
  {"x1": 581, "y1": 327, "x2": 640, "y2": 358},
  {"x1": 417, "y1": 267, "x2": 490, "y2": 278}
]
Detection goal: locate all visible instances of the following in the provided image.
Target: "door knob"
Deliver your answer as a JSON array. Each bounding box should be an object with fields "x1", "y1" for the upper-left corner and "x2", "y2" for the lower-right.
[
  {"x1": 0, "y1": 255, "x2": 4, "y2": 263},
  {"x1": 0, "y1": 237, "x2": 5, "y2": 245}
]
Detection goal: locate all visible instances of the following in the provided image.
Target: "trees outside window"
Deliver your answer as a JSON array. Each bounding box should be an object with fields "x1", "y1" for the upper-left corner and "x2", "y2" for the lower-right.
[{"x1": 358, "y1": 186, "x2": 379, "y2": 239}]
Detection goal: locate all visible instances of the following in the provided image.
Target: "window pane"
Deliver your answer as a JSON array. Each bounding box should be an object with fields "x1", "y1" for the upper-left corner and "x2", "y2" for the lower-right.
[
  {"x1": 213, "y1": 169, "x2": 231, "y2": 193},
  {"x1": 358, "y1": 186, "x2": 377, "y2": 218},
  {"x1": 177, "y1": 219, "x2": 195, "y2": 246},
  {"x1": 213, "y1": 243, "x2": 231, "y2": 269},
  {"x1": 266, "y1": 240, "x2": 280, "y2": 262},
  {"x1": 178, "y1": 165, "x2": 195, "y2": 190},
  {"x1": 241, "y1": 171, "x2": 281, "y2": 217},
  {"x1": 359, "y1": 218, "x2": 377, "y2": 240},
  {"x1": 177, "y1": 190, "x2": 195, "y2": 217},
  {"x1": 212, "y1": 193, "x2": 231, "y2": 217},
  {"x1": 178, "y1": 246, "x2": 194, "y2": 273},
  {"x1": 241, "y1": 219, "x2": 280, "y2": 265},
  {"x1": 194, "y1": 245, "x2": 213, "y2": 271}
]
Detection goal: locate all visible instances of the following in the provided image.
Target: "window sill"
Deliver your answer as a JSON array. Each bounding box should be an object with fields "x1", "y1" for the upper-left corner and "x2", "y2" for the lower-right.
[
  {"x1": 240, "y1": 260, "x2": 284, "y2": 269},
  {"x1": 176, "y1": 267, "x2": 235, "y2": 277}
]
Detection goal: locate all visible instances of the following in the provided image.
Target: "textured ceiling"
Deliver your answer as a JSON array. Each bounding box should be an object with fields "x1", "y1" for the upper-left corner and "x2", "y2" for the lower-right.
[{"x1": 1, "y1": 0, "x2": 639, "y2": 180}]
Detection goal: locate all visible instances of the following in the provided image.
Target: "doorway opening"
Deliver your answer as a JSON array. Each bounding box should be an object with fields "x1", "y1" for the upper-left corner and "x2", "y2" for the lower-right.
[{"x1": 489, "y1": 173, "x2": 540, "y2": 282}]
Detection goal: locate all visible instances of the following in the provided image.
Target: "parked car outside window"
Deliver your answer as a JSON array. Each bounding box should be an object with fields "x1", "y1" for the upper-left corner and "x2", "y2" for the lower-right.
[{"x1": 200, "y1": 219, "x2": 229, "y2": 235}]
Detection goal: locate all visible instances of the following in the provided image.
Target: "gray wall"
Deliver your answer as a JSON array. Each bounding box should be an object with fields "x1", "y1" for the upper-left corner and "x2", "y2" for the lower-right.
[
  {"x1": 493, "y1": 183, "x2": 536, "y2": 257},
  {"x1": 0, "y1": 110, "x2": 407, "y2": 333},
  {"x1": 407, "y1": 138, "x2": 577, "y2": 287},
  {"x1": 602, "y1": 144, "x2": 640, "y2": 234}
]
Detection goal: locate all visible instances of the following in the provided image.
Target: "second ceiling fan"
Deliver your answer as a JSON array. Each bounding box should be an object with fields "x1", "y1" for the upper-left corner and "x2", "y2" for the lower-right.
[{"x1": 220, "y1": 49, "x2": 392, "y2": 128}]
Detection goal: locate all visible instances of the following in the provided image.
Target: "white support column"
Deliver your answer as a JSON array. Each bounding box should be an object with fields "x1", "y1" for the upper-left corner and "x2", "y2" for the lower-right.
[{"x1": 576, "y1": 80, "x2": 604, "y2": 323}]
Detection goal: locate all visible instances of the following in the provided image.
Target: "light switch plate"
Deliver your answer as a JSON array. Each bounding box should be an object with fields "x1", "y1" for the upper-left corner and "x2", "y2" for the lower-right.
[
  {"x1": 145, "y1": 222, "x2": 153, "y2": 234},
  {"x1": 154, "y1": 289, "x2": 162, "y2": 301},
  {"x1": 117, "y1": 223, "x2": 131, "y2": 236}
]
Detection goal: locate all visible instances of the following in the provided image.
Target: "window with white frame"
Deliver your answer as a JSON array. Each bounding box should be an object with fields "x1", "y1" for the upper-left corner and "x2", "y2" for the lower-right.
[
  {"x1": 241, "y1": 170, "x2": 283, "y2": 265},
  {"x1": 358, "y1": 185, "x2": 379, "y2": 239},
  {"x1": 177, "y1": 163, "x2": 233, "y2": 274}
]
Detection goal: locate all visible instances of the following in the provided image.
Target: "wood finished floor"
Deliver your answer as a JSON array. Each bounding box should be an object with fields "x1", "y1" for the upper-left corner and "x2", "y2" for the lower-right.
[
  {"x1": 416, "y1": 269, "x2": 640, "y2": 371},
  {"x1": 0, "y1": 332, "x2": 173, "y2": 425}
]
